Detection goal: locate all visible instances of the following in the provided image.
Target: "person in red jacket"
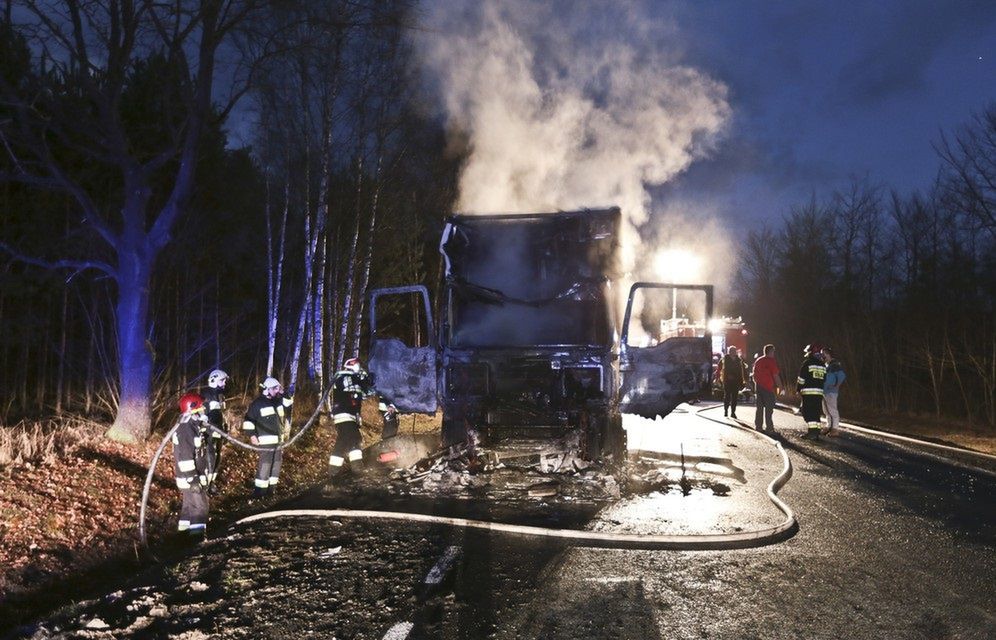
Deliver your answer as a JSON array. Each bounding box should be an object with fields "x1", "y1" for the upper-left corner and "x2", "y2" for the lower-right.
[{"x1": 752, "y1": 344, "x2": 783, "y2": 433}]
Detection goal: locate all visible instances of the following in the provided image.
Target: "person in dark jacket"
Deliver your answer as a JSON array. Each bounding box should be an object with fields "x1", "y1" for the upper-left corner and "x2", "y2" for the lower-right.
[
  {"x1": 328, "y1": 357, "x2": 397, "y2": 481},
  {"x1": 243, "y1": 377, "x2": 293, "y2": 498},
  {"x1": 796, "y1": 344, "x2": 827, "y2": 440},
  {"x1": 201, "y1": 368, "x2": 229, "y2": 491},
  {"x1": 173, "y1": 393, "x2": 213, "y2": 538},
  {"x1": 719, "y1": 346, "x2": 748, "y2": 418}
]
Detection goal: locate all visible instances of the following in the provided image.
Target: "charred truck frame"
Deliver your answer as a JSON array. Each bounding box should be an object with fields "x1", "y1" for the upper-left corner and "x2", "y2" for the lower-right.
[{"x1": 368, "y1": 208, "x2": 714, "y2": 459}]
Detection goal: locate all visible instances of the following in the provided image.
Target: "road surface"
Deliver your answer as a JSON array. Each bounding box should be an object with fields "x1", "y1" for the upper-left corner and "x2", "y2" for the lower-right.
[{"x1": 11, "y1": 403, "x2": 996, "y2": 639}]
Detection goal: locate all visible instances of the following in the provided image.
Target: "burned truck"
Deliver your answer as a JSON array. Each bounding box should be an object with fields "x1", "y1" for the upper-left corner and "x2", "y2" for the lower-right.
[{"x1": 368, "y1": 207, "x2": 714, "y2": 459}]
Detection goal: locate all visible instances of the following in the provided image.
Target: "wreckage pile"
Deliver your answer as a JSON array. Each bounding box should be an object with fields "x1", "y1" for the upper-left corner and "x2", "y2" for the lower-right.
[{"x1": 375, "y1": 431, "x2": 623, "y2": 503}]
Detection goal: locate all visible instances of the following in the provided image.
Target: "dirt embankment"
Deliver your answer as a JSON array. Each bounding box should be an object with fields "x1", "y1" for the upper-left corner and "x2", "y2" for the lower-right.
[
  {"x1": 845, "y1": 410, "x2": 996, "y2": 455},
  {"x1": 0, "y1": 397, "x2": 430, "y2": 632}
]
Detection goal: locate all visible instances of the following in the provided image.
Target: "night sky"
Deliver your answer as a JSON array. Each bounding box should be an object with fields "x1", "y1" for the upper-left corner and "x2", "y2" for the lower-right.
[{"x1": 650, "y1": 0, "x2": 996, "y2": 228}]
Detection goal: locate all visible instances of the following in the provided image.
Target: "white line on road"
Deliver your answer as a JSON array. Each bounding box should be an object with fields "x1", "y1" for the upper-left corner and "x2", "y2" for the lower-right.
[
  {"x1": 425, "y1": 545, "x2": 462, "y2": 585},
  {"x1": 383, "y1": 621, "x2": 414, "y2": 640}
]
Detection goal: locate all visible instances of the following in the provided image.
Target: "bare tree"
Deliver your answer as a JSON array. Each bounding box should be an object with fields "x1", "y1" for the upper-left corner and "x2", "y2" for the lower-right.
[
  {"x1": 0, "y1": 0, "x2": 266, "y2": 442},
  {"x1": 937, "y1": 103, "x2": 996, "y2": 240}
]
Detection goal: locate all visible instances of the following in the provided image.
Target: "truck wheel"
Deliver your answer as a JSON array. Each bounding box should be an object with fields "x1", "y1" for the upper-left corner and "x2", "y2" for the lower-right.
[
  {"x1": 441, "y1": 414, "x2": 467, "y2": 447},
  {"x1": 605, "y1": 413, "x2": 626, "y2": 463}
]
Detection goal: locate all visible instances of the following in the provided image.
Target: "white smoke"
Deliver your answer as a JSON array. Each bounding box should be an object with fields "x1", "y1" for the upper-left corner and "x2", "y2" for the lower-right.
[{"x1": 417, "y1": 0, "x2": 731, "y2": 277}]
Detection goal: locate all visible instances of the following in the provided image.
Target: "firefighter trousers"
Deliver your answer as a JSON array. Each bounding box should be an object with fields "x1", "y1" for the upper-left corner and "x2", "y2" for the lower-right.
[
  {"x1": 211, "y1": 434, "x2": 223, "y2": 481},
  {"x1": 382, "y1": 411, "x2": 399, "y2": 439},
  {"x1": 254, "y1": 445, "x2": 282, "y2": 489},
  {"x1": 330, "y1": 417, "x2": 363, "y2": 470},
  {"x1": 179, "y1": 487, "x2": 209, "y2": 532},
  {"x1": 801, "y1": 395, "x2": 823, "y2": 431}
]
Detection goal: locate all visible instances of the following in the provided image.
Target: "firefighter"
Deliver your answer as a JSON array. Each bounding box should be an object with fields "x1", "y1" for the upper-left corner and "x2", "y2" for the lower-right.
[
  {"x1": 173, "y1": 393, "x2": 213, "y2": 538},
  {"x1": 796, "y1": 344, "x2": 827, "y2": 439},
  {"x1": 328, "y1": 357, "x2": 398, "y2": 481},
  {"x1": 201, "y1": 369, "x2": 229, "y2": 492},
  {"x1": 243, "y1": 377, "x2": 293, "y2": 499}
]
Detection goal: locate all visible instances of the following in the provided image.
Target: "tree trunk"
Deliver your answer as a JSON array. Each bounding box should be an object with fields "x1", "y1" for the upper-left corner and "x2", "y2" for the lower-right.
[
  {"x1": 337, "y1": 158, "x2": 364, "y2": 368},
  {"x1": 56, "y1": 284, "x2": 69, "y2": 415},
  {"x1": 352, "y1": 154, "x2": 383, "y2": 358},
  {"x1": 106, "y1": 252, "x2": 153, "y2": 444}
]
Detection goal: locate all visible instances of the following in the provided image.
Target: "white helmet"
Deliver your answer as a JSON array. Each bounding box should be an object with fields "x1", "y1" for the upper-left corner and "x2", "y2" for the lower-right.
[
  {"x1": 208, "y1": 369, "x2": 229, "y2": 388},
  {"x1": 343, "y1": 358, "x2": 362, "y2": 373},
  {"x1": 261, "y1": 376, "x2": 282, "y2": 390}
]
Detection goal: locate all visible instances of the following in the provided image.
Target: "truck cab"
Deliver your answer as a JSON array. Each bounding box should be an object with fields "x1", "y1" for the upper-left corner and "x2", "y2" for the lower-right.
[{"x1": 367, "y1": 208, "x2": 713, "y2": 459}]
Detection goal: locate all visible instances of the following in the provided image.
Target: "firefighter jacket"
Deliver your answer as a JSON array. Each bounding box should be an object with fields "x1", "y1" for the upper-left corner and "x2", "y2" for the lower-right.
[
  {"x1": 173, "y1": 414, "x2": 212, "y2": 491},
  {"x1": 202, "y1": 386, "x2": 226, "y2": 438},
  {"x1": 331, "y1": 369, "x2": 393, "y2": 424},
  {"x1": 796, "y1": 355, "x2": 827, "y2": 396},
  {"x1": 242, "y1": 393, "x2": 293, "y2": 445}
]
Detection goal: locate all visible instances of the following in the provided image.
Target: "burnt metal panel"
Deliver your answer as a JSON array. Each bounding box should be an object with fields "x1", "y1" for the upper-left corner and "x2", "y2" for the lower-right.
[
  {"x1": 618, "y1": 282, "x2": 714, "y2": 419},
  {"x1": 368, "y1": 286, "x2": 437, "y2": 414},
  {"x1": 618, "y1": 337, "x2": 713, "y2": 418}
]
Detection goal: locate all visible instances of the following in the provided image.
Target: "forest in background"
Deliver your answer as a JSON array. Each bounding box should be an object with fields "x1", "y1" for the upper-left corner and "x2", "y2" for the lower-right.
[
  {"x1": 0, "y1": 0, "x2": 993, "y2": 447},
  {"x1": 0, "y1": 0, "x2": 459, "y2": 439},
  {"x1": 735, "y1": 106, "x2": 996, "y2": 428}
]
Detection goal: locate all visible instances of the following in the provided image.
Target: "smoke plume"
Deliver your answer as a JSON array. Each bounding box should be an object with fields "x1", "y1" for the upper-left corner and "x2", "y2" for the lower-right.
[{"x1": 417, "y1": 0, "x2": 731, "y2": 278}]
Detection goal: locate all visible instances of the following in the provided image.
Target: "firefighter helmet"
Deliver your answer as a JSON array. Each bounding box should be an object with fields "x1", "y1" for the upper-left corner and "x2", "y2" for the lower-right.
[
  {"x1": 261, "y1": 377, "x2": 282, "y2": 390},
  {"x1": 179, "y1": 392, "x2": 205, "y2": 413},
  {"x1": 343, "y1": 357, "x2": 362, "y2": 373},
  {"x1": 804, "y1": 343, "x2": 822, "y2": 355},
  {"x1": 208, "y1": 369, "x2": 229, "y2": 388}
]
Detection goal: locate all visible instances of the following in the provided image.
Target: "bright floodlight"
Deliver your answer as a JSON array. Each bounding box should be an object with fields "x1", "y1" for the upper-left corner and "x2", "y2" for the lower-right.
[
  {"x1": 707, "y1": 318, "x2": 725, "y2": 334},
  {"x1": 654, "y1": 248, "x2": 702, "y2": 283}
]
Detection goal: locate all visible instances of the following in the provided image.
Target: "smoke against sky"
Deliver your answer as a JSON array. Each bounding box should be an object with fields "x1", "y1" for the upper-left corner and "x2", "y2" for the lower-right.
[{"x1": 416, "y1": 0, "x2": 731, "y2": 281}]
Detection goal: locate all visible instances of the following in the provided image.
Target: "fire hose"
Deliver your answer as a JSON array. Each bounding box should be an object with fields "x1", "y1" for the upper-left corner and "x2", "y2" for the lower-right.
[
  {"x1": 234, "y1": 408, "x2": 798, "y2": 551},
  {"x1": 138, "y1": 386, "x2": 333, "y2": 547}
]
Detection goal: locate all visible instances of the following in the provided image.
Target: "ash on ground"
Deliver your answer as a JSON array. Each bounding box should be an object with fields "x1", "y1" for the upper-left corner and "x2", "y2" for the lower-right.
[{"x1": 347, "y1": 431, "x2": 624, "y2": 503}]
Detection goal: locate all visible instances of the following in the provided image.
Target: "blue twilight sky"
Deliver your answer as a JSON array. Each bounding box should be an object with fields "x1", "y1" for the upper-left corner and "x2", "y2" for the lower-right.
[{"x1": 649, "y1": 0, "x2": 996, "y2": 228}]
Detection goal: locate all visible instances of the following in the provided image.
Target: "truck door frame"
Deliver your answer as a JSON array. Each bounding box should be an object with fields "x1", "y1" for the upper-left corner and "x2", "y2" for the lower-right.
[
  {"x1": 367, "y1": 285, "x2": 438, "y2": 414},
  {"x1": 618, "y1": 282, "x2": 714, "y2": 418}
]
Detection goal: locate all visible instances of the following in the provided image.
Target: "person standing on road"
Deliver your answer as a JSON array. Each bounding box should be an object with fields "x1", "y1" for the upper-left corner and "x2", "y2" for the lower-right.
[
  {"x1": 752, "y1": 344, "x2": 783, "y2": 433},
  {"x1": 328, "y1": 357, "x2": 398, "y2": 482},
  {"x1": 173, "y1": 393, "x2": 213, "y2": 539},
  {"x1": 797, "y1": 344, "x2": 827, "y2": 440},
  {"x1": 243, "y1": 377, "x2": 293, "y2": 499},
  {"x1": 201, "y1": 369, "x2": 229, "y2": 492},
  {"x1": 821, "y1": 347, "x2": 845, "y2": 436},
  {"x1": 719, "y1": 346, "x2": 747, "y2": 419}
]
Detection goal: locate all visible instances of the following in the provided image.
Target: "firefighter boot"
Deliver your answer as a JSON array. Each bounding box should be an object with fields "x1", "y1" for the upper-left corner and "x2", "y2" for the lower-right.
[{"x1": 347, "y1": 449, "x2": 364, "y2": 474}]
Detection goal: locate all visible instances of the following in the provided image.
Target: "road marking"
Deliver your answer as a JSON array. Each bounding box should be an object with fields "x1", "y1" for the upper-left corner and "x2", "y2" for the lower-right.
[
  {"x1": 425, "y1": 545, "x2": 462, "y2": 585},
  {"x1": 383, "y1": 621, "x2": 414, "y2": 639},
  {"x1": 585, "y1": 576, "x2": 639, "y2": 584}
]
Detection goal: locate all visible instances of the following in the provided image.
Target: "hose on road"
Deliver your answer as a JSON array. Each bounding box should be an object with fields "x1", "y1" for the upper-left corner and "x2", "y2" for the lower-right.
[{"x1": 235, "y1": 408, "x2": 798, "y2": 551}]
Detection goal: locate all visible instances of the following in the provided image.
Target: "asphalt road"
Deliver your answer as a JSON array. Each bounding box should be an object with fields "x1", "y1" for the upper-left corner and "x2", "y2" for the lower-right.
[{"x1": 13, "y1": 404, "x2": 996, "y2": 639}]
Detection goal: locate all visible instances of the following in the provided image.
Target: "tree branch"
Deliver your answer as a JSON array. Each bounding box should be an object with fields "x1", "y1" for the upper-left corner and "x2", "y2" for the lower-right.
[{"x1": 0, "y1": 241, "x2": 116, "y2": 280}]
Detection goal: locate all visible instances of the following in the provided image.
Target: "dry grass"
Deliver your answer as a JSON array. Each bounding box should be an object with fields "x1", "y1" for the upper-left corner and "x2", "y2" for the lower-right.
[{"x1": 0, "y1": 417, "x2": 102, "y2": 468}]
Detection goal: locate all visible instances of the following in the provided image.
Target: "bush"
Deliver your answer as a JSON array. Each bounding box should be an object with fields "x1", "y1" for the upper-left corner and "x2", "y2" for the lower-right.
[{"x1": 0, "y1": 417, "x2": 100, "y2": 467}]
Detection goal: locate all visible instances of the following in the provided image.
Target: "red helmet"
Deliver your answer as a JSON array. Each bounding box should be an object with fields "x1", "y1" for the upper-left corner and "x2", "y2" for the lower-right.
[{"x1": 179, "y1": 392, "x2": 205, "y2": 413}]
